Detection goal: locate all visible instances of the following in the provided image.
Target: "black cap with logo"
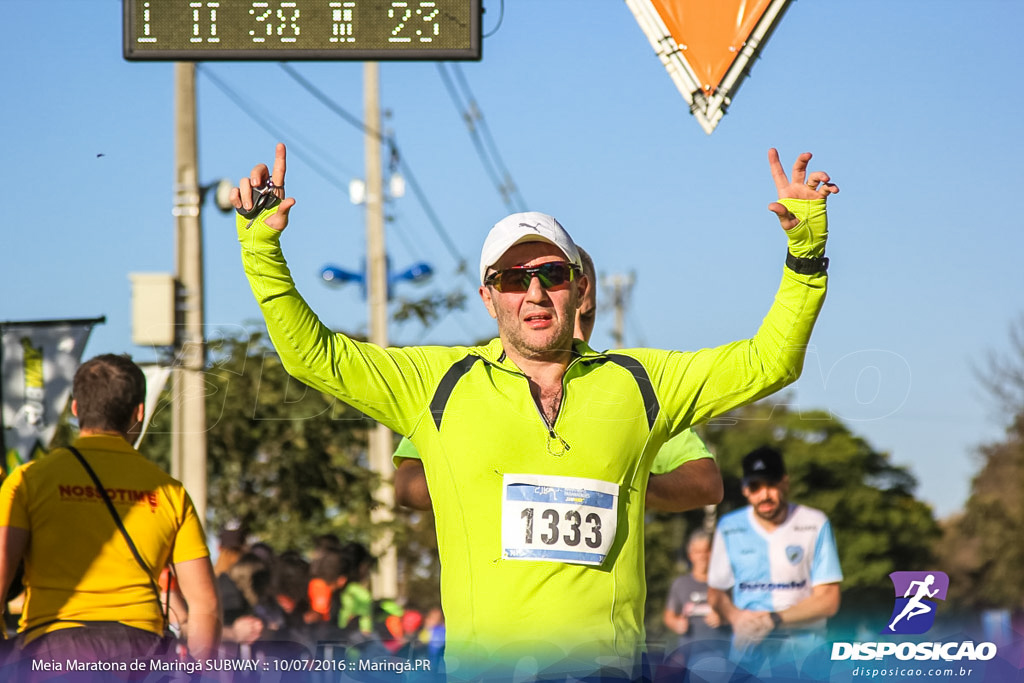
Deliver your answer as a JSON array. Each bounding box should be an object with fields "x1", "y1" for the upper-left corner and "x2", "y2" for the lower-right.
[{"x1": 741, "y1": 446, "x2": 786, "y2": 486}]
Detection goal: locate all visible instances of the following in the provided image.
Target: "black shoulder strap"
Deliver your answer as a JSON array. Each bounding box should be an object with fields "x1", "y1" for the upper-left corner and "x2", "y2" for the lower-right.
[
  {"x1": 604, "y1": 354, "x2": 660, "y2": 430},
  {"x1": 67, "y1": 446, "x2": 169, "y2": 629},
  {"x1": 430, "y1": 354, "x2": 481, "y2": 430}
]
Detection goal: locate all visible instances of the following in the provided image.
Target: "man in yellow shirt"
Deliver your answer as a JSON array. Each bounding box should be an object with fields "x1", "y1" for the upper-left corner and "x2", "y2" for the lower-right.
[{"x1": 0, "y1": 354, "x2": 220, "y2": 666}]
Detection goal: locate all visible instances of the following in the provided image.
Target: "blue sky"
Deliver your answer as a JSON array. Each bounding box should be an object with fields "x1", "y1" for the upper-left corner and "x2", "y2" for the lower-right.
[{"x1": 4, "y1": 0, "x2": 1023, "y2": 519}]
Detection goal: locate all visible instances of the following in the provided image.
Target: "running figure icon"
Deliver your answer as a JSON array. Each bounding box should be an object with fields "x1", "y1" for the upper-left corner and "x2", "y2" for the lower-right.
[{"x1": 888, "y1": 574, "x2": 939, "y2": 631}]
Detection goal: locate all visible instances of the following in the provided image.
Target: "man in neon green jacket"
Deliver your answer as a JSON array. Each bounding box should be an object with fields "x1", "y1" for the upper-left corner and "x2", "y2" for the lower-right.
[
  {"x1": 233, "y1": 144, "x2": 837, "y2": 680},
  {"x1": 393, "y1": 246, "x2": 723, "y2": 514}
]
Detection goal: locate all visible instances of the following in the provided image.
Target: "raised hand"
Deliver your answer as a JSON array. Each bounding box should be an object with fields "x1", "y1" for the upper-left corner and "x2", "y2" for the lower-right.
[
  {"x1": 230, "y1": 142, "x2": 296, "y2": 231},
  {"x1": 767, "y1": 148, "x2": 838, "y2": 231}
]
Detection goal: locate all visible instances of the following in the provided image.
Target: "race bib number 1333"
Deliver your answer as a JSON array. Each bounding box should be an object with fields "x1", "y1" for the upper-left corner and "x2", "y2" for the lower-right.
[{"x1": 501, "y1": 473, "x2": 618, "y2": 566}]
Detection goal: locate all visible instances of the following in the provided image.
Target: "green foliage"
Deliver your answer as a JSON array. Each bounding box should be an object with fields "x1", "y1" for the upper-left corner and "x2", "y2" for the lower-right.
[
  {"x1": 938, "y1": 316, "x2": 1024, "y2": 610},
  {"x1": 146, "y1": 331, "x2": 376, "y2": 551},
  {"x1": 939, "y1": 415, "x2": 1024, "y2": 609},
  {"x1": 139, "y1": 330, "x2": 444, "y2": 603},
  {"x1": 643, "y1": 504, "x2": 705, "y2": 643},
  {"x1": 393, "y1": 508, "x2": 441, "y2": 610},
  {"x1": 392, "y1": 290, "x2": 467, "y2": 328}
]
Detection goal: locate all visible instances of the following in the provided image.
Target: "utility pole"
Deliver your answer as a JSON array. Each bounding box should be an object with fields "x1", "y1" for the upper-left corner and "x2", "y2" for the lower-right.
[
  {"x1": 364, "y1": 62, "x2": 398, "y2": 599},
  {"x1": 603, "y1": 273, "x2": 635, "y2": 350},
  {"x1": 172, "y1": 63, "x2": 208, "y2": 523}
]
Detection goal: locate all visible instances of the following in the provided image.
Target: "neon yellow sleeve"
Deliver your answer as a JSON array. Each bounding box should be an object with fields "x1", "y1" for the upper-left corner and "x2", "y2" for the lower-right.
[
  {"x1": 392, "y1": 436, "x2": 422, "y2": 468},
  {"x1": 650, "y1": 429, "x2": 713, "y2": 475},
  {"x1": 237, "y1": 210, "x2": 463, "y2": 436},
  {"x1": 635, "y1": 198, "x2": 829, "y2": 436}
]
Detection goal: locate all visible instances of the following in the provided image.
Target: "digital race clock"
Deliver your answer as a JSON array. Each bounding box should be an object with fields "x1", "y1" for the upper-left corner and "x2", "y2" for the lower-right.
[{"x1": 123, "y1": 0, "x2": 481, "y2": 61}]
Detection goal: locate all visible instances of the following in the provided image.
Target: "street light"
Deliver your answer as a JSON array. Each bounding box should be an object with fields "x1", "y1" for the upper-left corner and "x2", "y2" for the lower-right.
[
  {"x1": 319, "y1": 258, "x2": 433, "y2": 300},
  {"x1": 391, "y1": 262, "x2": 432, "y2": 285},
  {"x1": 200, "y1": 178, "x2": 236, "y2": 213}
]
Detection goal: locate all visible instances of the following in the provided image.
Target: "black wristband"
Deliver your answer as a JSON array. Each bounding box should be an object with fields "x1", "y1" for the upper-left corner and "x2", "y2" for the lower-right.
[
  {"x1": 769, "y1": 611, "x2": 784, "y2": 628},
  {"x1": 786, "y1": 251, "x2": 829, "y2": 275}
]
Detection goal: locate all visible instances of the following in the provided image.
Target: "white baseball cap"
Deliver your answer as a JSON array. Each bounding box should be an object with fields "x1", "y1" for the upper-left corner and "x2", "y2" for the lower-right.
[{"x1": 479, "y1": 212, "x2": 582, "y2": 285}]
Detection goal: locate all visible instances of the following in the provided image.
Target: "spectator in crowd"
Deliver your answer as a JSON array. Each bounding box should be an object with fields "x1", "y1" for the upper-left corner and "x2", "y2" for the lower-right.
[
  {"x1": 708, "y1": 446, "x2": 842, "y2": 678},
  {"x1": 0, "y1": 354, "x2": 220, "y2": 669}
]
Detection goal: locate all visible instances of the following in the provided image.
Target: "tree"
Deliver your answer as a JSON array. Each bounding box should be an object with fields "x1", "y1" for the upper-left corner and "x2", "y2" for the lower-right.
[
  {"x1": 938, "y1": 316, "x2": 1024, "y2": 610},
  {"x1": 146, "y1": 331, "x2": 372, "y2": 548},
  {"x1": 143, "y1": 330, "x2": 441, "y2": 604},
  {"x1": 939, "y1": 416, "x2": 1024, "y2": 609},
  {"x1": 644, "y1": 400, "x2": 940, "y2": 638}
]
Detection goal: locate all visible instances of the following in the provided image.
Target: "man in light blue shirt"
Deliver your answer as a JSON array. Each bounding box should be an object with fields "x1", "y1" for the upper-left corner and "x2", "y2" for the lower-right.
[{"x1": 708, "y1": 446, "x2": 842, "y2": 678}]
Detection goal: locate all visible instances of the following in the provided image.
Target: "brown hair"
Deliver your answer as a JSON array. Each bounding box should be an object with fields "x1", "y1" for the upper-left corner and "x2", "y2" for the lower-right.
[
  {"x1": 577, "y1": 246, "x2": 595, "y2": 282},
  {"x1": 72, "y1": 354, "x2": 146, "y2": 433},
  {"x1": 577, "y1": 246, "x2": 596, "y2": 311}
]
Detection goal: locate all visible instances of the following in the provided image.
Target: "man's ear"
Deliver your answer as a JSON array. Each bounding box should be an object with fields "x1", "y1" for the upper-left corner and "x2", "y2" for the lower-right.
[
  {"x1": 127, "y1": 403, "x2": 146, "y2": 446},
  {"x1": 71, "y1": 399, "x2": 79, "y2": 418},
  {"x1": 575, "y1": 274, "x2": 590, "y2": 310},
  {"x1": 479, "y1": 285, "x2": 498, "y2": 320}
]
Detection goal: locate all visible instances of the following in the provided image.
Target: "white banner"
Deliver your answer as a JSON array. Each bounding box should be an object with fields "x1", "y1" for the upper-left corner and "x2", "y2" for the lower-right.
[
  {"x1": 2, "y1": 317, "x2": 103, "y2": 473},
  {"x1": 136, "y1": 363, "x2": 172, "y2": 447}
]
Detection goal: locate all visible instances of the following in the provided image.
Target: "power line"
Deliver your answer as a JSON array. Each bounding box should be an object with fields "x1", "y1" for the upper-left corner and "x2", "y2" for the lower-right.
[
  {"x1": 437, "y1": 64, "x2": 510, "y2": 210},
  {"x1": 437, "y1": 63, "x2": 527, "y2": 213},
  {"x1": 278, "y1": 62, "x2": 381, "y2": 140},
  {"x1": 277, "y1": 62, "x2": 475, "y2": 286},
  {"x1": 482, "y1": 0, "x2": 506, "y2": 39},
  {"x1": 202, "y1": 65, "x2": 454, "y2": 284},
  {"x1": 197, "y1": 65, "x2": 353, "y2": 188},
  {"x1": 451, "y1": 64, "x2": 526, "y2": 210},
  {"x1": 385, "y1": 211, "x2": 421, "y2": 265},
  {"x1": 202, "y1": 62, "x2": 485, "y2": 339},
  {"x1": 394, "y1": 154, "x2": 474, "y2": 286}
]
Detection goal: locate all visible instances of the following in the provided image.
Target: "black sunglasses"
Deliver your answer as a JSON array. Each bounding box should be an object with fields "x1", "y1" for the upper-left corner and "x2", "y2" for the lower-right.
[{"x1": 484, "y1": 262, "x2": 580, "y2": 293}]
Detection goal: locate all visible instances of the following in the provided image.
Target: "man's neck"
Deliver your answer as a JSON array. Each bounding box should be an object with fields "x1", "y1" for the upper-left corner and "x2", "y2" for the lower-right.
[
  {"x1": 502, "y1": 342, "x2": 576, "y2": 426},
  {"x1": 501, "y1": 341, "x2": 575, "y2": 382},
  {"x1": 78, "y1": 428, "x2": 129, "y2": 440}
]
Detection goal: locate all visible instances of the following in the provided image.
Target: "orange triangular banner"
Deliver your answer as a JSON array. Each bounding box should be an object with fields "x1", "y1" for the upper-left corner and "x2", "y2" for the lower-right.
[
  {"x1": 626, "y1": 0, "x2": 793, "y2": 133},
  {"x1": 649, "y1": 0, "x2": 773, "y2": 96}
]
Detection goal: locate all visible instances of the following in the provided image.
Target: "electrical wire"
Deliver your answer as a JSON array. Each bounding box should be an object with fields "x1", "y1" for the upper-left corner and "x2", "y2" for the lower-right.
[
  {"x1": 395, "y1": 155, "x2": 475, "y2": 286},
  {"x1": 203, "y1": 62, "x2": 487, "y2": 339},
  {"x1": 277, "y1": 62, "x2": 476, "y2": 286},
  {"x1": 482, "y1": 0, "x2": 505, "y2": 39},
  {"x1": 197, "y1": 65, "x2": 354, "y2": 188},
  {"x1": 437, "y1": 63, "x2": 527, "y2": 213},
  {"x1": 278, "y1": 63, "x2": 382, "y2": 140},
  {"x1": 386, "y1": 211, "x2": 421, "y2": 266},
  {"x1": 437, "y1": 64, "x2": 509, "y2": 209},
  {"x1": 451, "y1": 64, "x2": 527, "y2": 211}
]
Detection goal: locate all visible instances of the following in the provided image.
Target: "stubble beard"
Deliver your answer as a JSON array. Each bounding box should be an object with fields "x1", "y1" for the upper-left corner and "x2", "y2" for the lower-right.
[
  {"x1": 493, "y1": 289, "x2": 578, "y2": 362},
  {"x1": 504, "y1": 321, "x2": 575, "y2": 361},
  {"x1": 754, "y1": 497, "x2": 787, "y2": 524}
]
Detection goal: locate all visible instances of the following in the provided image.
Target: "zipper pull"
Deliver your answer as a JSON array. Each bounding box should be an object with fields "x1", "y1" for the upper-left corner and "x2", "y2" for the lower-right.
[{"x1": 547, "y1": 430, "x2": 571, "y2": 457}]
